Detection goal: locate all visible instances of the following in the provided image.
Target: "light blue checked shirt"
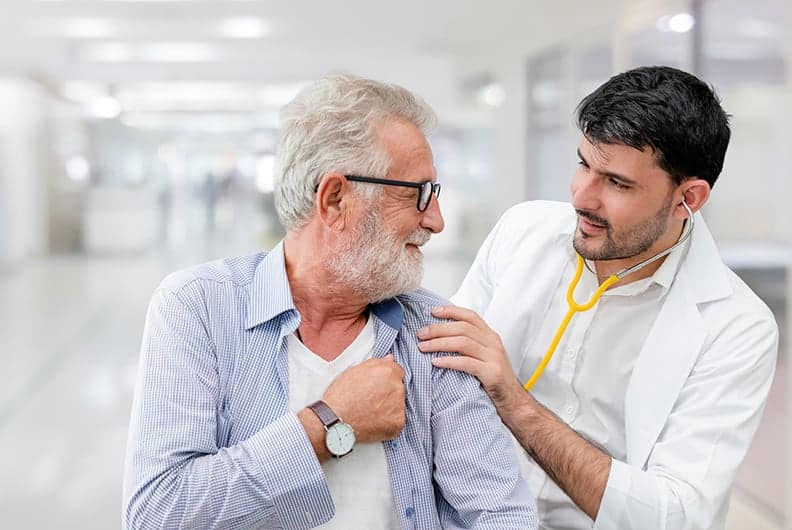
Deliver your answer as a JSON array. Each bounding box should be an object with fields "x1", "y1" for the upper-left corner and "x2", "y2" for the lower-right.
[{"x1": 123, "y1": 242, "x2": 537, "y2": 529}]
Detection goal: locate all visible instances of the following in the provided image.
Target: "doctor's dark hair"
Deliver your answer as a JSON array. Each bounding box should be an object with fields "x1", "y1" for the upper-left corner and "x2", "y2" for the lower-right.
[{"x1": 576, "y1": 65, "x2": 730, "y2": 188}]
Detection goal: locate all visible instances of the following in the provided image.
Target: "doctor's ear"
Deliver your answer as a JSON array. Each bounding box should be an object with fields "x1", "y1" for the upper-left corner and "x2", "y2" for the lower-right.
[{"x1": 675, "y1": 178, "x2": 710, "y2": 219}]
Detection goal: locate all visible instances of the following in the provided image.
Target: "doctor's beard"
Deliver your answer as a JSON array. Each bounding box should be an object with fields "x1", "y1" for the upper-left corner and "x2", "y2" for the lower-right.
[{"x1": 573, "y1": 196, "x2": 674, "y2": 261}]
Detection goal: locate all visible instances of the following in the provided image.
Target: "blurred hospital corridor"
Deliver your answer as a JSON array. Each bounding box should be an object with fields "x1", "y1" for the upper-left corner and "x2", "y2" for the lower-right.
[{"x1": 1, "y1": 0, "x2": 791, "y2": 528}]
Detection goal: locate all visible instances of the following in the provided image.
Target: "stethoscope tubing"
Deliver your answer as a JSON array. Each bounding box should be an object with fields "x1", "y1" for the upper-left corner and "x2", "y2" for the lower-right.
[{"x1": 522, "y1": 202, "x2": 695, "y2": 391}]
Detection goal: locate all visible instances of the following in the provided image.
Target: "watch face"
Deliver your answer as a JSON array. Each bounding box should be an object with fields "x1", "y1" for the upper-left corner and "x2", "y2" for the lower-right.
[{"x1": 326, "y1": 422, "x2": 356, "y2": 456}]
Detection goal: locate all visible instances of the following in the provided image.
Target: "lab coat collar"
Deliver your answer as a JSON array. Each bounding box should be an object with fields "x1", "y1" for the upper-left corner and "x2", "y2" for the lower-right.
[{"x1": 676, "y1": 211, "x2": 733, "y2": 304}]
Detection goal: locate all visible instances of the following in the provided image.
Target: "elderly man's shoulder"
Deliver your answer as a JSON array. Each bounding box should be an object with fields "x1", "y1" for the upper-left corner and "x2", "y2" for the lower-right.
[
  {"x1": 157, "y1": 252, "x2": 268, "y2": 295},
  {"x1": 396, "y1": 287, "x2": 449, "y2": 326}
]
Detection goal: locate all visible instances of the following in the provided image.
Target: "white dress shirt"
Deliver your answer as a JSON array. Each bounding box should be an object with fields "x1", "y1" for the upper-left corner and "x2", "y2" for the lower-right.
[{"x1": 512, "y1": 241, "x2": 686, "y2": 529}]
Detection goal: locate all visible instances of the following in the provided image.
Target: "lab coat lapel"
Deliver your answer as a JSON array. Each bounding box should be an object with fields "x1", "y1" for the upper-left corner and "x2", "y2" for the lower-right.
[
  {"x1": 503, "y1": 232, "x2": 572, "y2": 373},
  {"x1": 624, "y1": 214, "x2": 732, "y2": 467},
  {"x1": 624, "y1": 274, "x2": 706, "y2": 466}
]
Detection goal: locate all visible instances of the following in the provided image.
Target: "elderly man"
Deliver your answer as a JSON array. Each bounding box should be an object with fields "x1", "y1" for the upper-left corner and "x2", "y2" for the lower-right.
[{"x1": 123, "y1": 75, "x2": 537, "y2": 529}]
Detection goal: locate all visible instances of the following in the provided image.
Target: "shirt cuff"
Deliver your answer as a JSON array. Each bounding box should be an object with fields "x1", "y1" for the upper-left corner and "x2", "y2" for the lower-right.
[
  {"x1": 246, "y1": 412, "x2": 334, "y2": 529},
  {"x1": 593, "y1": 458, "x2": 631, "y2": 530}
]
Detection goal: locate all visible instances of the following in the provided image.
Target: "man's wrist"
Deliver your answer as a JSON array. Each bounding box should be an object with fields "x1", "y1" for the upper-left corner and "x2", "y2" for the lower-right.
[
  {"x1": 297, "y1": 408, "x2": 332, "y2": 462},
  {"x1": 497, "y1": 378, "x2": 535, "y2": 420},
  {"x1": 306, "y1": 400, "x2": 356, "y2": 457},
  {"x1": 498, "y1": 384, "x2": 547, "y2": 453}
]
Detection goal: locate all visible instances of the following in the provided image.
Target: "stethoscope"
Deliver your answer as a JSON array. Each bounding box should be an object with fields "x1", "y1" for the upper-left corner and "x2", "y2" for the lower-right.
[{"x1": 522, "y1": 202, "x2": 695, "y2": 391}]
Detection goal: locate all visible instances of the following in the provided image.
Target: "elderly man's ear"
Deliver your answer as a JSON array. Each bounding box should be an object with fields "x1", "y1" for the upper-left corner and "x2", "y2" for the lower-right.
[{"x1": 316, "y1": 173, "x2": 352, "y2": 231}]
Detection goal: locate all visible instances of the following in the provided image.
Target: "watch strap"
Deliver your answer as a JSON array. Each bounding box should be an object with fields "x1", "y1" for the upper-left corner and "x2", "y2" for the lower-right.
[{"x1": 307, "y1": 400, "x2": 340, "y2": 430}]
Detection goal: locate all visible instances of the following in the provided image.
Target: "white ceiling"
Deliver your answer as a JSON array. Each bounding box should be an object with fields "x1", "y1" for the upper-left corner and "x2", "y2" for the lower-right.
[
  {"x1": 1, "y1": 0, "x2": 783, "y2": 129},
  {"x1": 0, "y1": 0, "x2": 632, "y2": 127},
  {"x1": 1, "y1": 0, "x2": 630, "y2": 84}
]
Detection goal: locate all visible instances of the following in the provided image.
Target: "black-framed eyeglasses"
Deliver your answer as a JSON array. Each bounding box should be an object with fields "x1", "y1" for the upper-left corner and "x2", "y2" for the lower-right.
[{"x1": 344, "y1": 175, "x2": 441, "y2": 212}]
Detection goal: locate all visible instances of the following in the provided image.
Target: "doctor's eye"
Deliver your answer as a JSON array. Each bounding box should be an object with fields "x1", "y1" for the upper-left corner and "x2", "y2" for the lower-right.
[{"x1": 608, "y1": 177, "x2": 630, "y2": 190}]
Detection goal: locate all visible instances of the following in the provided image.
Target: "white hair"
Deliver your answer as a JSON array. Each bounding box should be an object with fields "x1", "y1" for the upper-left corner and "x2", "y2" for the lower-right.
[{"x1": 273, "y1": 74, "x2": 437, "y2": 232}]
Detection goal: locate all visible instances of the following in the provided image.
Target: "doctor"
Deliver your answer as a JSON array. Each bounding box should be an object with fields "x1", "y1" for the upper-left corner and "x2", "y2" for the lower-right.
[{"x1": 417, "y1": 65, "x2": 778, "y2": 529}]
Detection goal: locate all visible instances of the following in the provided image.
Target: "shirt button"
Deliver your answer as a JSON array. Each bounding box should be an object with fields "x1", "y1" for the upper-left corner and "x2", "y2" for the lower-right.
[
  {"x1": 565, "y1": 405, "x2": 575, "y2": 415},
  {"x1": 405, "y1": 507, "x2": 415, "y2": 518},
  {"x1": 390, "y1": 440, "x2": 399, "y2": 449},
  {"x1": 565, "y1": 349, "x2": 576, "y2": 359}
]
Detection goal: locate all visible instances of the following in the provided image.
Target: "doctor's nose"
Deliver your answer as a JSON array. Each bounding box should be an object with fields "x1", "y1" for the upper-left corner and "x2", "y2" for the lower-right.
[{"x1": 570, "y1": 170, "x2": 602, "y2": 212}]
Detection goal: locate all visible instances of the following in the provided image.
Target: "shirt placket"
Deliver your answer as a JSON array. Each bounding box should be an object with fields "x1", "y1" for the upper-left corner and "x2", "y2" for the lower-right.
[
  {"x1": 558, "y1": 272, "x2": 599, "y2": 424},
  {"x1": 524, "y1": 264, "x2": 599, "y2": 504}
]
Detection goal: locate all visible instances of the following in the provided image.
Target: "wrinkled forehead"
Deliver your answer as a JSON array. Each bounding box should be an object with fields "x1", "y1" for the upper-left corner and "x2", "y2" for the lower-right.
[{"x1": 375, "y1": 120, "x2": 436, "y2": 181}]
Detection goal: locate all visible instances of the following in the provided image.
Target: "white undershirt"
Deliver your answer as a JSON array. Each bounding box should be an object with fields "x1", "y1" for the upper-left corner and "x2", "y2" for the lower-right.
[
  {"x1": 286, "y1": 317, "x2": 400, "y2": 529},
  {"x1": 514, "y1": 240, "x2": 687, "y2": 530}
]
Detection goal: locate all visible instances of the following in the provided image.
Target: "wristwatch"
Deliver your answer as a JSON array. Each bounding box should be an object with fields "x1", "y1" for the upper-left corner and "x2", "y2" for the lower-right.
[{"x1": 307, "y1": 400, "x2": 356, "y2": 458}]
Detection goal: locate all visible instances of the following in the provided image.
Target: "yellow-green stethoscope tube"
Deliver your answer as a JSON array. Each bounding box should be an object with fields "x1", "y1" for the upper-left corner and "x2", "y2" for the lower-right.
[
  {"x1": 522, "y1": 254, "x2": 618, "y2": 391},
  {"x1": 522, "y1": 203, "x2": 695, "y2": 392}
]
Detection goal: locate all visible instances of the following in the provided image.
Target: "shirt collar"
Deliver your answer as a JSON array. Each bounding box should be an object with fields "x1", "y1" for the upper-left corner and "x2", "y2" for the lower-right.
[
  {"x1": 245, "y1": 241, "x2": 295, "y2": 330},
  {"x1": 370, "y1": 297, "x2": 405, "y2": 331},
  {"x1": 648, "y1": 234, "x2": 688, "y2": 290},
  {"x1": 245, "y1": 240, "x2": 405, "y2": 331}
]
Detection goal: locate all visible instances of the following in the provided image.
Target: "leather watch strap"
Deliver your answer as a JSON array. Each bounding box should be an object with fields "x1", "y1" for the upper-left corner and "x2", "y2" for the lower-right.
[{"x1": 307, "y1": 400, "x2": 340, "y2": 430}]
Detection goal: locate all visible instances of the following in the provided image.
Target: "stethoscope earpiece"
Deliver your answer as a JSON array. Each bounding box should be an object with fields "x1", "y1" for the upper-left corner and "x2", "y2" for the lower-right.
[{"x1": 681, "y1": 201, "x2": 694, "y2": 220}]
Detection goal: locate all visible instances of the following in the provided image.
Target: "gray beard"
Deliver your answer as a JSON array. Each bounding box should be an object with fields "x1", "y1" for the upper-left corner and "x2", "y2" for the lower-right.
[{"x1": 326, "y1": 209, "x2": 429, "y2": 303}]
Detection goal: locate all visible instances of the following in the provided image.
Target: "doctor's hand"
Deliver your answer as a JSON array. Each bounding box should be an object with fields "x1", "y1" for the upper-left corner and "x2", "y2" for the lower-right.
[{"x1": 417, "y1": 305, "x2": 525, "y2": 413}]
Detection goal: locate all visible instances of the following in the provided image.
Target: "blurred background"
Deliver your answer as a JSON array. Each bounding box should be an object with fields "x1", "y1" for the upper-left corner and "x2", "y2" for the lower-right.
[{"x1": 0, "y1": 0, "x2": 789, "y2": 528}]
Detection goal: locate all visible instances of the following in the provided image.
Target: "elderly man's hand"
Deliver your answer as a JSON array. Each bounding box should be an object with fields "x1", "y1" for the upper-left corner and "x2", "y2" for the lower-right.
[
  {"x1": 322, "y1": 355, "x2": 406, "y2": 443},
  {"x1": 417, "y1": 305, "x2": 525, "y2": 414}
]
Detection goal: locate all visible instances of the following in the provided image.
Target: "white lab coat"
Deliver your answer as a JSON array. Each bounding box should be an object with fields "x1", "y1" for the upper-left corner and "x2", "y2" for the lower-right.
[{"x1": 453, "y1": 201, "x2": 778, "y2": 530}]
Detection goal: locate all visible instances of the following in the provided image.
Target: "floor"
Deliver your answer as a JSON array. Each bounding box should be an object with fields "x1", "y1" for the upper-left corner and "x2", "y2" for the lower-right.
[{"x1": 0, "y1": 248, "x2": 787, "y2": 529}]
